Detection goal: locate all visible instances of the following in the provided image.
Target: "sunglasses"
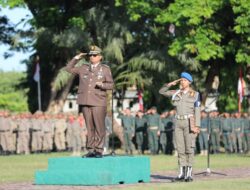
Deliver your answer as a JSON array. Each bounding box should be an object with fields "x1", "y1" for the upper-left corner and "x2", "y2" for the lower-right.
[{"x1": 89, "y1": 54, "x2": 99, "y2": 57}]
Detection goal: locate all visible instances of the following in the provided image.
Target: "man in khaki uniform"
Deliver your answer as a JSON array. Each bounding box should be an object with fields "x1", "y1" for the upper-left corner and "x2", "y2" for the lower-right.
[
  {"x1": 17, "y1": 113, "x2": 31, "y2": 155},
  {"x1": 31, "y1": 112, "x2": 44, "y2": 153},
  {"x1": 66, "y1": 45, "x2": 114, "y2": 158},
  {"x1": 9, "y1": 114, "x2": 18, "y2": 154},
  {"x1": 54, "y1": 114, "x2": 67, "y2": 151},
  {"x1": 0, "y1": 111, "x2": 12, "y2": 155},
  {"x1": 42, "y1": 114, "x2": 54, "y2": 153},
  {"x1": 159, "y1": 72, "x2": 201, "y2": 182}
]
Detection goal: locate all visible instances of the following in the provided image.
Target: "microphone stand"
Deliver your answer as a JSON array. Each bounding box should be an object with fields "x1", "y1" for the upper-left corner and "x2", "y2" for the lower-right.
[{"x1": 195, "y1": 93, "x2": 226, "y2": 176}]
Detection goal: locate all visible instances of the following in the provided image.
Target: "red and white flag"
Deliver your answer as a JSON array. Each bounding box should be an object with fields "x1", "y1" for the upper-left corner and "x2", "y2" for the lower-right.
[
  {"x1": 238, "y1": 68, "x2": 245, "y2": 103},
  {"x1": 33, "y1": 62, "x2": 40, "y2": 82},
  {"x1": 238, "y1": 67, "x2": 245, "y2": 112},
  {"x1": 138, "y1": 90, "x2": 144, "y2": 111}
]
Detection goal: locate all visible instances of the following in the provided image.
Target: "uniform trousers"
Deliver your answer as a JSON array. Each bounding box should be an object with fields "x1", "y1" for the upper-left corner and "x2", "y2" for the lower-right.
[
  {"x1": 198, "y1": 131, "x2": 208, "y2": 150},
  {"x1": 81, "y1": 106, "x2": 106, "y2": 154},
  {"x1": 175, "y1": 119, "x2": 196, "y2": 167}
]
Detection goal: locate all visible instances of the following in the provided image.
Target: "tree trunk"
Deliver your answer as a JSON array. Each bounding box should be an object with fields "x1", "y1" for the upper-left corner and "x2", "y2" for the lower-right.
[{"x1": 46, "y1": 75, "x2": 75, "y2": 113}]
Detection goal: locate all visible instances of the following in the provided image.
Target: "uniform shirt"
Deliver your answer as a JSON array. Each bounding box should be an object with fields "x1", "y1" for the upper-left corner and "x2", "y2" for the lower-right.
[
  {"x1": 159, "y1": 85, "x2": 201, "y2": 126},
  {"x1": 146, "y1": 113, "x2": 161, "y2": 128},
  {"x1": 209, "y1": 117, "x2": 221, "y2": 132},
  {"x1": 66, "y1": 58, "x2": 114, "y2": 107},
  {"x1": 118, "y1": 114, "x2": 135, "y2": 133},
  {"x1": 220, "y1": 118, "x2": 232, "y2": 133},
  {"x1": 200, "y1": 117, "x2": 208, "y2": 131},
  {"x1": 135, "y1": 116, "x2": 147, "y2": 132},
  {"x1": 243, "y1": 118, "x2": 250, "y2": 133},
  {"x1": 232, "y1": 118, "x2": 244, "y2": 133}
]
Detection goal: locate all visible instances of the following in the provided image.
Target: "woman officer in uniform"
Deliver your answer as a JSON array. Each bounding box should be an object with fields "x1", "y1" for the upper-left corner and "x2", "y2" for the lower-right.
[{"x1": 159, "y1": 72, "x2": 201, "y2": 182}]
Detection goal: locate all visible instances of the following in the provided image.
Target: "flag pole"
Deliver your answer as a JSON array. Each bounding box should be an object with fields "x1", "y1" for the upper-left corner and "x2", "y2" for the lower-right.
[
  {"x1": 37, "y1": 76, "x2": 41, "y2": 111},
  {"x1": 36, "y1": 56, "x2": 41, "y2": 111}
]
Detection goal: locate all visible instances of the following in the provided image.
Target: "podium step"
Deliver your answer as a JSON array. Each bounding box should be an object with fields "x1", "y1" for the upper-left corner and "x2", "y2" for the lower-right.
[{"x1": 35, "y1": 156, "x2": 150, "y2": 185}]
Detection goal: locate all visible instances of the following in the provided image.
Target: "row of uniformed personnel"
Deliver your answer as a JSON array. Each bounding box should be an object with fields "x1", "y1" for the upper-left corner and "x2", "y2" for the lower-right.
[
  {"x1": 0, "y1": 111, "x2": 87, "y2": 156},
  {"x1": 118, "y1": 107, "x2": 176, "y2": 155},
  {"x1": 199, "y1": 111, "x2": 250, "y2": 155},
  {"x1": 118, "y1": 108, "x2": 250, "y2": 155}
]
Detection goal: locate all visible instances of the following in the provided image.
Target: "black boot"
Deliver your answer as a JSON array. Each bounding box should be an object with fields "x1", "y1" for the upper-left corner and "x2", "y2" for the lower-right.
[
  {"x1": 174, "y1": 166, "x2": 186, "y2": 182},
  {"x1": 185, "y1": 166, "x2": 193, "y2": 182}
]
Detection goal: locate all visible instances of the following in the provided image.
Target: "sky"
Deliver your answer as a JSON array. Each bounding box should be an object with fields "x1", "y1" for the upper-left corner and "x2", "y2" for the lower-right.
[{"x1": 0, "y1": 6, "x2": 33, "y2": 72}]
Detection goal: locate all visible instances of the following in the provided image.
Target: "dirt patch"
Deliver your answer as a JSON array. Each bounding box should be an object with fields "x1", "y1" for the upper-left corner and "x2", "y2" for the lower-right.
[{"x1": 0, "y1": 167, "x2": 250, "y2": 190}]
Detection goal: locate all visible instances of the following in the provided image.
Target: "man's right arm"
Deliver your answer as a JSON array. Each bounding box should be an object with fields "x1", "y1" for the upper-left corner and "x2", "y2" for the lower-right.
[
  {"x1": 159, "y1": 84, "x2": 176, "y2": 97},
  {"x1": 65, "y1": 58, "x2": 80, "y2": 75}
]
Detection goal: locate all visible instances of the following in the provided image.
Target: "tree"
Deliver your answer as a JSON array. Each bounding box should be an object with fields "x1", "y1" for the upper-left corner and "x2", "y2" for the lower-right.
[
  {"x1": 116, "y1": 0, "x2": 250, "y2": 112},
  {"x1": 0, "y1": 70, "x2": 28, "y2": 112}
]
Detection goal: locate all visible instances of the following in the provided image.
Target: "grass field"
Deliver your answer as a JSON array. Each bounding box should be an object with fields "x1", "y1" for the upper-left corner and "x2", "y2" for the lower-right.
[
  {"x1": 0, "y1": 152, "x2": 250, "y2": 190},
  {"x1": 124, "y1": 178, "x2": 250, "y2": 190}
]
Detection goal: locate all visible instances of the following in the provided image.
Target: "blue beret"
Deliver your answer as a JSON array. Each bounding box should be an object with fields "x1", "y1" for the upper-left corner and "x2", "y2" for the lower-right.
[{"x1": 180, "y1": 72, "x2": 193, "y2": 82}]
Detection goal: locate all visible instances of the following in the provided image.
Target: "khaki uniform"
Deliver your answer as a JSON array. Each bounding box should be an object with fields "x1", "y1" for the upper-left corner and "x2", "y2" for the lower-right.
[
  {"x1": 17, "y1": 118, "x2": 30, "y2": 154},
  {"x1": 66, "y1": 58, "x2": 114, "y2": 154},
  {"x1": 9, "y1": 118, "x2": 18, "y2": 153},
  {"x1": 42, "y1": 119, "x2": 54, "y2": 152},
  {"x1": 0, "y1": 116, "x2": 12, "y2": 153},
  {"x1": 54, "y1": 118, "x2": 67, "y2": 151},
  {"x1": 159, "y1": 85, "x2": 201, "y2": 167},
  {"x1": 31, "y1": 118, "x2": 44, "y2": 152}
]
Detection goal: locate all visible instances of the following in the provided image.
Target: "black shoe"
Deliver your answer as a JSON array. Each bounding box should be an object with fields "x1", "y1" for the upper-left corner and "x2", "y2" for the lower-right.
[
  {"x1": 95, "y1": 152, "x2": 103, "y2": 158},
  {"x1": 82, "y1": 151, "x2": 96, "y2": 158}
]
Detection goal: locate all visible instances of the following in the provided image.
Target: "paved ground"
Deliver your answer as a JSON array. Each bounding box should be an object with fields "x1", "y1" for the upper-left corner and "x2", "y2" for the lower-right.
[{"x1": 0, "y1": 167, "x2": 250, "y2": 190}]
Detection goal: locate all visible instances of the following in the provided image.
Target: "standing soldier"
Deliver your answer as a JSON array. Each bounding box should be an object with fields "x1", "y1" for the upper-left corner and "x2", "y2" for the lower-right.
[
  {"x1": 167, "y1": 110, "x2": 177, "y2": 156},
  {"x1": 159, "y1": 72, "x2": 201, "y2": 182},
  {"x1": 199, "y1": 111, "x2": 209, "y2": 156},
  {"x1": 135, "y1": 110, "x2": 147, "y2": 154},
  {"x1": 232, "y1": 112, "x2": 244, "y2": 153},
  {"x1": 66, "y1": 45, "x2": 114, "y2": 158},
  {"x1": 31, "y1": 112, "x2": 44, "y2": 153},
  {"x1": 209, "y1": 111, "x2": 221, "y2": 154},
  {"x1": 146, "y1": 107, "x2": 161, "y2": 155},
  {"x1": 118, "y1": 108, "x2": 135, "y2": 155},
  {"x1": 42, "y1": 114, "x2": 54, "y2": 153},
  {"x1": 10, "y1": 114, "x2": 18, "y2": 155},
  {"x1": 242, "y1": 113, "x2": 250, "y2": 153},
  {"x1": 221, "y1": 113, "x2": 233, "y2": 153},
  {"x1": 0, "y1": 111, "x2": 12, "y2": 155},
  {"x1": 54, "y1": 114, "x2": 67, "y2": 152},
  {"x1": 17, "y1": 113, "x2": 31, "y2": 155}
]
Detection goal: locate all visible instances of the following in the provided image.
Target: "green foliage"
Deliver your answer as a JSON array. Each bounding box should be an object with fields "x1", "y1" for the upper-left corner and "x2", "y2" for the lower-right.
[
  {"x1": 0, "y1": 0, "x2": 25, "y2": 8},
  {"x1": 1, "y1": 0, "x2": 250, "y2": 112},
  {"x1": 0, "y1": 71, "x2": 28, "y2": 112}
]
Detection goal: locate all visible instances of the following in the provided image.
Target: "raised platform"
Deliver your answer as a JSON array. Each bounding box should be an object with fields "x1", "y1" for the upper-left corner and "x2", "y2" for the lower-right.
[{"x1": 35, "y1": 156, "x2": 150, "y2": 185}]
